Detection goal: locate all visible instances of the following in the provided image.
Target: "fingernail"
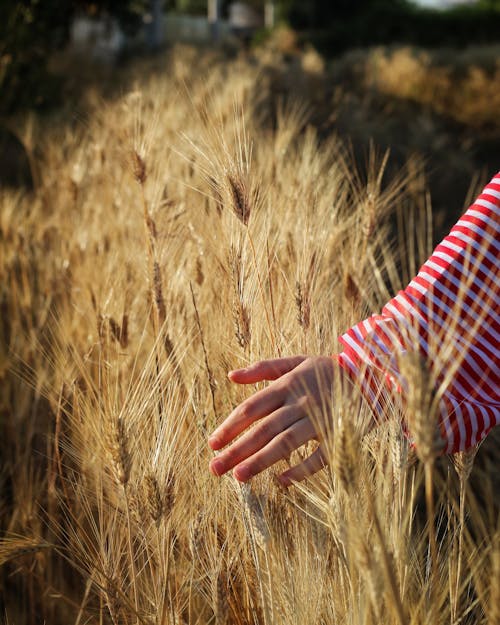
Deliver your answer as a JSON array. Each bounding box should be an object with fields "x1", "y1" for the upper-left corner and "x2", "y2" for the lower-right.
[
  {"x1": 278, "y1": 475, "x2": 291, "y2": 488},
  {"x1": 210, "y1": 459, "x2": 223, "y2": 476},
  {"x1": 208, "y1": 434, "x2": 219, "y2": 448},
  {"x1": 234, "y1": 465, "x2": 251, "y2": 482},
  {"x1": 229, "y1": 367, "x2": 247, "y2": 375}
]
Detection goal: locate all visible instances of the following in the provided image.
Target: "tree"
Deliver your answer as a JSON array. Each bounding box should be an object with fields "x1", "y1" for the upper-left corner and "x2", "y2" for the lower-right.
[
  {"x1": 477, "y1": 0, "x2": 500, "y2": 8},
  {"x1": 0, "y1": 1, "x2": 71, "y2": 112},
  {"x1": 283, "y1": 0, "x2": 412, "y2": 29},
  {"x1": 0, "y1": 0, "x2": 149, "y2": 114}
]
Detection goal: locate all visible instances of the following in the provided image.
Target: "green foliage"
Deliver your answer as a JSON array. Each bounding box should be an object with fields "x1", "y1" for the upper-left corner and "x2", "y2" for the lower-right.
[
  {"x1": 477, "y1": 0, "x2": 500, "y2": 9},
  {"x1": 173, "y1": 0, "x2": 208, "y2": 14}
]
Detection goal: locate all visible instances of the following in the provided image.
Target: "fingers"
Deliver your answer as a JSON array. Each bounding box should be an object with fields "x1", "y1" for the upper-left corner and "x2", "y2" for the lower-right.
[
  {"x1": 209, "y1": 355, "x2": 335, "y2": 485},
  {"x1": 278, "y1": 447, "x2": 326, "y2": 487},
  {"x1": 228, "y1": 356, "x2": 306, "y2": 384},
  {"x1": 232, "y1": 417, "x2": 316, "y2": 482},
  {"x1": 208, "y1": 383, "x2": 286, "y2": 450},
  {"x1": 209, "y1": 404, "x2": 303, "y2": 477}
]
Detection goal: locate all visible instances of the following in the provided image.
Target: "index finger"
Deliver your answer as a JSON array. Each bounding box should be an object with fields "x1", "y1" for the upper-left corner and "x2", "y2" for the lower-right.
[
  {"x1": 228, "y1": 356, "x2": 306, "y2": 384},
  {"x1": 208, "y1": 382, "x2": 286, "y2": 450}
]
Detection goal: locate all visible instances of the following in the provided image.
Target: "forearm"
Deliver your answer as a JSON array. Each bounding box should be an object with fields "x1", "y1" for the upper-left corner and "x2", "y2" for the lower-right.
[{"x1": 336, "y1": 172, "x2": 500, "y2": 453}]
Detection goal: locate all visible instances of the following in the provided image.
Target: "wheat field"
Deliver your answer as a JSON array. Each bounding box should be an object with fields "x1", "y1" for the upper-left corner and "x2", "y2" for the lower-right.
[{"x1": 1, "y1": 44, "x2": 499, "y2": 624}]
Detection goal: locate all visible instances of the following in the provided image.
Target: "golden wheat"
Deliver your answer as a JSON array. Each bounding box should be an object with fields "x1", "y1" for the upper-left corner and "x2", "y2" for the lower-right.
[{"x1": 0, "y1": 43, "x2": 498, "y2": 625}]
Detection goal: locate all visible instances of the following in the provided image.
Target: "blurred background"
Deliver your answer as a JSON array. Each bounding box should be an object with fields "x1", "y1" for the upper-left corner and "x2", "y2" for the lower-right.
[{"x1": 1, "y1": 0, "x2": 499, "y2": 230}]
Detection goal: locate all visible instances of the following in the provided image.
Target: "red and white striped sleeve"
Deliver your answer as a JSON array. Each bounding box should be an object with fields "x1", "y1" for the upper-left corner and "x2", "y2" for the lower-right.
[{"x1": 336, "y1": 171, "x2": 500, "y2": 454}]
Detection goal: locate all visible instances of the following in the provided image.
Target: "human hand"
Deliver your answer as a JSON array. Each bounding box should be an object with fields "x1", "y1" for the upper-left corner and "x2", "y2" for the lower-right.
[{"x1": 208, "y1": 356, "x2": 338, "y2": 487}]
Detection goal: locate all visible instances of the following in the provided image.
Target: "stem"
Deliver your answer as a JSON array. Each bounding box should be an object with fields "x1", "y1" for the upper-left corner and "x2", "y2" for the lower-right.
[
  {"x1": 452, "y1": 476, "x2": 466, "y2": 622},
  {"x1": 124, "y1": 488, "x2": 139, "y2": 623},
  {"x1": 247, "y1": 232, "x2": 276, "y2": 354},
  {"x1": 141, "y1": 185, "x2": 155, "y2": 304},
  {"x1": 139, "y1": 182, "x2": 165, "y2": 426},
  {"x1": 266, "y1": 238, "x2": 281, "y2": 357},
  {"x1": 425, "y1": 461, "x2": 438, "y2": 618},
  {"x1": 156, "y1": 524, "x2": 168, "y2": 625},
  {"x1": 190, "y1": 282, "x2": 217, "y2": 429},
  {"x1": 367, "y1": 494, "x2": 408, "y2": 625},
  {"x1": 74, "y1": 578, "x2": 93, "y2": 625}
]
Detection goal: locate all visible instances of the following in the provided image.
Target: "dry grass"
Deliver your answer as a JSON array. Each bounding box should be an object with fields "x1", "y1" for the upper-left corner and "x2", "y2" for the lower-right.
[
  {"x1": 364, "y1": 46, "x2": 500, "y2": 129},
  {"x1": 0, "y1": 44, "x2": 498, "y2": 624}
]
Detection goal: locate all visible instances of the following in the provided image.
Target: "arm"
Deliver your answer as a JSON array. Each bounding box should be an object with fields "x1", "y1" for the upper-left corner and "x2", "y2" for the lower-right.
[
  {"x1": 338, "y1": 171, "x2": 500, "y2": 453},
  {"x1": 208, "y1": 172, "x2": 500, "y2": 484}
]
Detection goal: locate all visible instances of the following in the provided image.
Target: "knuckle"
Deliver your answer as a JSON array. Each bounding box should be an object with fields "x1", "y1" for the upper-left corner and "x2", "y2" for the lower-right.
[
  {"x1": 277, "y1": 429, "x2": 298, "y2": 451},
  {"x1": 221, "y1": 447, "x2": 236, "y2": 465},
  {"x1": 237, "y1": 402, "x2": 252, "y2": 422},
  {"x1": 284, "y1": 468, "x2": 304, "y2": 484},
  {"x1": 255, "y1": 419, "x2": 275, "y2": 440},
  {"x1": 296, "y1": 395, "x2": 310, "y2": 410}
]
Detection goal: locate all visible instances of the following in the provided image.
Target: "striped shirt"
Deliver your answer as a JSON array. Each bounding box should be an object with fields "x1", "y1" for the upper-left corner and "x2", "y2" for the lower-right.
[{"x1": 337, "y1": 172, "x2": 500, "y2": 453}]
